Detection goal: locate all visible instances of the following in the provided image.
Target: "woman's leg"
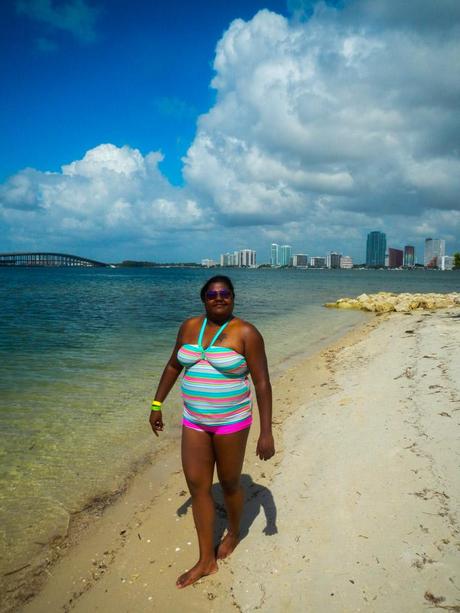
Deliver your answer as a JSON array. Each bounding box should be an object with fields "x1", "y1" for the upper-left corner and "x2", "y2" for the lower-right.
[
  {"x1": 213, "y1": 427, "x2": 250, "y2": 559},
  {"x1": 177, "y1": 426, "x2": 218, "y2": 588}
]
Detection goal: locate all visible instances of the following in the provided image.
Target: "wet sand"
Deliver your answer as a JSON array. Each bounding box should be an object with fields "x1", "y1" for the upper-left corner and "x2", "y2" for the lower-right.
[{"x1": 7, "y1": 309, "x2": 460, "y2": 612}]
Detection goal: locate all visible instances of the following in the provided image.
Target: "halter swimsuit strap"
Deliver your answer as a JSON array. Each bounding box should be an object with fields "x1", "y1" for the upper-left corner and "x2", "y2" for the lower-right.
[
  {"x1": 197, "y1": 317, "x2": 231, "y2": 350},
  {"x1": 197, "y1": 317, "x2": 208, "y2": 347}
]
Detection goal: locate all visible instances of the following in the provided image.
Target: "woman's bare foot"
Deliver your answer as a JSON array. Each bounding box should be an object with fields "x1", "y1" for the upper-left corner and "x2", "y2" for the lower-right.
[
  {"x1": 176, "y1": 559, "x2": 218, "y2": 589},
  {"x1": 216, "y1": 532, "x2": 240, "y2": 560}
]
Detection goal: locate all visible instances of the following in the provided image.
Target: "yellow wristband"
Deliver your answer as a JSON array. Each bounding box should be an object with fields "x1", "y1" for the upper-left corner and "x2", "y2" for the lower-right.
[{"x1": 151, "y1": 400, "x2": 162, "y2": 411}]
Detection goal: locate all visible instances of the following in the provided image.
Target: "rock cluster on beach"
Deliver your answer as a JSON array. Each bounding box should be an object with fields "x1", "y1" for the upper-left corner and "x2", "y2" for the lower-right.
[{"x1": 324, "y1": 291, "x2": 460, "y2": 313}]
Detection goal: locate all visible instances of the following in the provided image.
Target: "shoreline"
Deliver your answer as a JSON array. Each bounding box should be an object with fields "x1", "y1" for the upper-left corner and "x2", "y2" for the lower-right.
[
  {"x1": 2, "y1": 313, "x2": 375, "y2": 613},
  {"x1": 229, "y1": 306, "x2": 460, "y2": 611},
  {"x1": 0, "y1": 309, "x2": 368, "y2": 608},
  {"x1": 2, "y1": 269, "x2": 459, "y2": 597},
  {"x1": 5, "y1": 306, "x2": 460, "y2": 612}
]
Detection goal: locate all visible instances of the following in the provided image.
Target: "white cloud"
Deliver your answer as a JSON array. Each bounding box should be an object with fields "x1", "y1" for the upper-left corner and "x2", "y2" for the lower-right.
[
  {"x1": 180, "y1": 2, "x2": 460, "y2": 256},
  {"x1": 0, "y1": 145, "x2": 208, "y2": 257},
  {"x1": 61, "y1": 144, "x2": 150, "y2": 178},
  {"x1": 2, "y1": 0, "x2": 460, "y2": 260}
]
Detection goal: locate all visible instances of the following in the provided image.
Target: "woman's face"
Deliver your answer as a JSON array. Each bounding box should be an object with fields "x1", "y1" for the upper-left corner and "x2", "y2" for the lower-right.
[{"x1": 203, "y1": 281, "x2": 234, "y2": 320}]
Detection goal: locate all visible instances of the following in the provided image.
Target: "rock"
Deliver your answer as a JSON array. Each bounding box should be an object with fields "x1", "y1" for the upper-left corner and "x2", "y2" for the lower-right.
[{"x1": 324, "y1": 292, "x2": 460, "y2": 312}]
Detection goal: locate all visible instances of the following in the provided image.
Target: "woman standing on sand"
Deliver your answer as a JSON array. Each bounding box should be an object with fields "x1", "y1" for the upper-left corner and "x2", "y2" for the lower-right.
[{"x1": 150, "y1": 275, "x2": 275, "y2": 588}]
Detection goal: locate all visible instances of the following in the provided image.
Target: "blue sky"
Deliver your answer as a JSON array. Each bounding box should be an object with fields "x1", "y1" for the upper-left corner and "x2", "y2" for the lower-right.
[
  {"x1": 1, "y1": 0, "x2": 289, "y2": 184},
  {"x1": 1, "y1": 0, "x2": 459, "y2": 263}
]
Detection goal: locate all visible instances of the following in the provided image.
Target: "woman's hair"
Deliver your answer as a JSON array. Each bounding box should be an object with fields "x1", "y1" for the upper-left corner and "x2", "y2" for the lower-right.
[{"x1": 200, "y1": 275, "x2": 235, "y2": 302}]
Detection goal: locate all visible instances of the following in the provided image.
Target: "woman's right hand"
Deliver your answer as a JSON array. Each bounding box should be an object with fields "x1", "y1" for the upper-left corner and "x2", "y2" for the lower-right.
[{"x1": 149, "y1": 411, "x2": 164, "y2": 437}]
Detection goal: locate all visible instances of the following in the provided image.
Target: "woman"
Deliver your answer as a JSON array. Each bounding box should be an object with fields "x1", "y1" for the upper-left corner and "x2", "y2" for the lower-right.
[{"x1": 150, "y1": 275, "x2": 275, "y2": 589}]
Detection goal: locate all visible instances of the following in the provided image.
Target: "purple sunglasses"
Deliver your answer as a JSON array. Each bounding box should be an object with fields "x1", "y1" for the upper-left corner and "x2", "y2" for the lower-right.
[{"x1": 205, "y1": 289, "x2": 232, "y2": 300}]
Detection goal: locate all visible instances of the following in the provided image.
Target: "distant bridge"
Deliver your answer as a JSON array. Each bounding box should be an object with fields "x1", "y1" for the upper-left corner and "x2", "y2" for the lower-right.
[{"x1": 0, "y1": 252, "x2": 109, "y2": 268}]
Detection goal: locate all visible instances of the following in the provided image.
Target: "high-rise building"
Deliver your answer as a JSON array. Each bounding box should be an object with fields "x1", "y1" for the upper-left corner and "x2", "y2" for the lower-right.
[
  {"x1": 403, "y1": 246, "x2": 415, "y2": 268},
  {"x1": 280, "y1": 245, "x2": 292, "y2": 266},
  {"x1": 239, "y1": 249, "x2": 256, "y2": 268},
  {"x1": 424, "y1": 238, "x2": 445, "y2": 267},
  {"x1": 388, "y1": 248, "x2": 403, "y2": 268},
  {"x1": 220, "y1": 250, "x2": 255, "y2": 267},
  {"x1": 439, "y1": 255, "x2": 454, "y2": 271},
  {"x1": 201, "y1": 258, "x2": 217, "y2": 268},
  {"x1": 310, "y1": 256, "x2": 326, "y2": 268},
  {"x1": 366, "y1": 231, "x2": 387, "y2": 267},
  {"x1": 270, "y1": 243, "x2": 280, "y2": 267},
  {"x1": 220, "y1": 252, "x2": 238, "y2": 266},
  {"x1": 340, "y1": 256, "x2": 353, "y2": 269},
  {"x1": 326, "y1": 252, "x2": 341, "y2": 269},
  {"x1": 292, "y1": 254, "x2": 309, "y2": 268}
]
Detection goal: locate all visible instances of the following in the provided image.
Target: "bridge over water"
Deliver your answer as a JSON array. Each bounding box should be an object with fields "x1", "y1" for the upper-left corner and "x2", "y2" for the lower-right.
[{"x1": 0, "y1": 252, "x2": 109, "y2": 267}]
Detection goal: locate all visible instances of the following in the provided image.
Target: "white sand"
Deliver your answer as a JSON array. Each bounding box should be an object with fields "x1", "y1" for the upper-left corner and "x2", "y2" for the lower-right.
[
  {"x1": 230, "y1": 309, "x2": 460, "y2": 612},
  {"x1": 14, "y1": 309, "x2": 460, "y2": 613}
]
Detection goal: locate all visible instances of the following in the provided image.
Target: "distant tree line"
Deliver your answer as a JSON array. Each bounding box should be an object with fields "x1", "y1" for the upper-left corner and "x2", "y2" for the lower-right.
[{"x1": 116, "y1": 260, "x2": 199, "y2": 267}]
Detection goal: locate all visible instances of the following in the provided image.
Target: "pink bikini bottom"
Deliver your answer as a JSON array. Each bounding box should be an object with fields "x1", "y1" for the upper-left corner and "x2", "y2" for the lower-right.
[{"x1": 182, "y1": 416, "x2": 252, "y2": 435}]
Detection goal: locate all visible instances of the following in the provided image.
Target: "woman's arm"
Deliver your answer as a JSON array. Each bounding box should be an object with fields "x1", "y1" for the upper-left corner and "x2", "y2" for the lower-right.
[
  {"x1": 243, "y1": 324, "x2": 275, "y2": 460},
  {"x1": 149, "y1": 325, "x2": 184, "y2": 436}
]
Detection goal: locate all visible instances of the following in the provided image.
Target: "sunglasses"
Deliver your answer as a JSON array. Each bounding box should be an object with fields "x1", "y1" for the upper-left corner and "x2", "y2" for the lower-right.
[{"x1": 205, "y1": 289, "x2": 232, "y2": 300}]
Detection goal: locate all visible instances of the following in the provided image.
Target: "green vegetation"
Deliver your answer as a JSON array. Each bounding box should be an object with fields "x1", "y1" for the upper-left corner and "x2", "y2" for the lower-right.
[
  {"x1": 116, "y1": 260, "x2": 199, "y2": 267},
  {"x1": 453, "y1": 252, "x2": 460, "y2": 270}
]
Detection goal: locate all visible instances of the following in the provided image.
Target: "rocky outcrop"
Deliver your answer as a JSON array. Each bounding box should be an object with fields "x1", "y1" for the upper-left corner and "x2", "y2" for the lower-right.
[{"x1": 324, "y1": 292, "x2": 460, "y2": 313}]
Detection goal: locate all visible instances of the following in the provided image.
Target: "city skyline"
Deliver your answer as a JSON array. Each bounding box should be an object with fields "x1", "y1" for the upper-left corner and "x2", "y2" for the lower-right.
[
  {"x1": 0, "y1": 1, "x2": 459, "y2": 262},
  {"x1": 206, "y1": 231, "x2": 456, "y2": 269}
]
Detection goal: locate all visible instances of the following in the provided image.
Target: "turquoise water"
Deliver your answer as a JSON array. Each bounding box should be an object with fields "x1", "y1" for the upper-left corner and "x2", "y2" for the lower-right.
[{"x1": 0, "y1": 267, "x2": 458, "y2": 572}]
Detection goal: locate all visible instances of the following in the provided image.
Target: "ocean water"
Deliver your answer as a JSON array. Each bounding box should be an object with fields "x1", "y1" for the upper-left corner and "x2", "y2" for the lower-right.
[{"x1": 0, "y1": 267, "x2": 458, "y2": 573}]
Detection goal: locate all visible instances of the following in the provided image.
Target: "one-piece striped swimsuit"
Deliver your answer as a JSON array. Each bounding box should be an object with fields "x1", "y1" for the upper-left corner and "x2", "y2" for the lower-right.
[{"x1": 177, "y1": 318, "x2": 252, "y2": 434}]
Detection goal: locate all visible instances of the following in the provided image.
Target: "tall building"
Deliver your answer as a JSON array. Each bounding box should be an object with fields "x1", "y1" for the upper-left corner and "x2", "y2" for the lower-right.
[
  {"x1": 340, "y1": 256, "x2": 353, "y2": 269},
  {"x1": 424, "y1": 238, "x2": 445, "y2": 267},
  {"x1": 403, "y1": 246, "x2": 415, "y2": 268},
  {"x1": 292, "y1": 254, "x2": 309, "y2": 268},
  {"x1": 388, "y1": 248, "x2": 403, "y2": 268},
  {"x1": 366, "y1": 231, "x2": 387, "y2": 267},
  {"x1": 310, "y1": 256, "x2": 326, "y2": 268},
  {"x1": 239, "y1": 249, "x2": 256, "y2": 268},
  {"x1": 220, "y1": 250, "x2": 255, "y2": 267},
  {"x1": 326, "y1": 252, "x2": 341, "y2": 269},
  {"x1": 439, "y1": 255, "x2": 454, "y2": 271},
  {"x1": 201, "y1": 258, "x2": 217, "y2": 268},
  {"x1": 280, "y1": 245, "x2": 292, "y2": 266},
  {"x1": 270, "y1": 243, "x2": 279, "y2": 267},
  {"x1": 220, "y1": 252, "x2": 238, "y2": 266}
]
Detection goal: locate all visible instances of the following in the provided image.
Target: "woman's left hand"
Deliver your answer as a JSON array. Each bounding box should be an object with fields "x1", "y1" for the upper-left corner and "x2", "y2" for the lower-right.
[{"x1": 256, "y1": 433, "x2": 275, "y2": 461}]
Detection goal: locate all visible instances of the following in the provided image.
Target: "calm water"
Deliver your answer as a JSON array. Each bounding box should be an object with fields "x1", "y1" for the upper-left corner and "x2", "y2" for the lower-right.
[{"x1": 0, "y1": 267, "x2": 458, "y2": 572}]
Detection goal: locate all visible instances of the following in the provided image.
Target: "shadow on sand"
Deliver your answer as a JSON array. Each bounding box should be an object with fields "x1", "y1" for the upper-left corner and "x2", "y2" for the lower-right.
[{"x1": 176, "y1": 473, "x2": 278, "y2": 547}]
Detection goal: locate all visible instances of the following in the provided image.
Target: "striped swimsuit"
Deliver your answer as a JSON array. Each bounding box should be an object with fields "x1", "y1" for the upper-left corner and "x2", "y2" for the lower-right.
[{"x1": 177, "y1": 318, "x2": 252, "y2": 434}]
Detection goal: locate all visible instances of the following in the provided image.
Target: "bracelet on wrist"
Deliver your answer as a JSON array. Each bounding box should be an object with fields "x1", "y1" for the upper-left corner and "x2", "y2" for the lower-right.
[{"x1": 151, "y1": 400, "x2": 162, "y2": 411}]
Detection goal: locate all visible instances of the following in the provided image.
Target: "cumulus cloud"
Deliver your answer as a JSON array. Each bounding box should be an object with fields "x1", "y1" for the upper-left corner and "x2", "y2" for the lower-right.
[
  {"x1": 16, "y1": 0, "x2": 99, "y2": 44},
  {"x1": 0, "y1": 144, "x2": 208, "y2": 256},
  {"x1": 344, "y1": 0, "x2": 460, "y2": 34},
  {"x1": 2, "y1": 0, "x2": 460, "y2": 260},
  {"x1": 184, "y1": 4, "x2": 460, "y2": 235}
]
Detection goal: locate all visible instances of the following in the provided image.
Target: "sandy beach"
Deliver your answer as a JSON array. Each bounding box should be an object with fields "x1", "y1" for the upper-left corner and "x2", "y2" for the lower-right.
[{"x1": 6, "y1": 308, "x2": 460, "y2": 613}]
